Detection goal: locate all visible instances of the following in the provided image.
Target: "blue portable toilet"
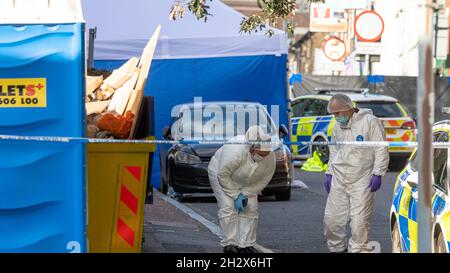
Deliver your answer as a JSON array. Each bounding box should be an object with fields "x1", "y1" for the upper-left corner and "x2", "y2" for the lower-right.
[{"x1": 0, "y1": 0, "x2": 86, "y2": 253}]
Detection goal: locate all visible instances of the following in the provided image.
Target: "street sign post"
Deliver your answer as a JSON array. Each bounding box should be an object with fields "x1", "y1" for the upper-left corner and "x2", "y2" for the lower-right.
[{"x1": 354, "y1": 9, "x2": 385, "y2": 75}]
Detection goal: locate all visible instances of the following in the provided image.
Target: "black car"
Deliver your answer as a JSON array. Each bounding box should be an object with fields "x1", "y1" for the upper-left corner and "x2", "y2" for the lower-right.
[{"x1": 159, "y1": 101, "x2": 292, "y2": 201}]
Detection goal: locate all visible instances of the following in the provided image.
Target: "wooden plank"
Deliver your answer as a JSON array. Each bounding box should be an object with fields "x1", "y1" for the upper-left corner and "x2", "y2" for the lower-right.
[
  {"x1": 86, "y1": 76, "x2": 103, "y2": 96},
  {"x1": 101, "y1": 57, "x2": 139, "y2": 90},
  {"x1": 97, "y1": 86, "x2": 115, "y2": 101},
  {"x1": 135, "y1": 25, "x2": 161, "y2": 92},
  {"x1": 127, "y1": 89, "x2": 145, "y2": 139},
  {"x1": 108, "y1": 69, "x2": 140, "y2": 115},
  {"x1": 86, "y1": 100, "x2": 109, "y2": 115},
  {"x1": 125, "y1": 88, "x2": 139, "y2": 115},
  {"x1": 128, "y1": 25, "x2": 161, "y2": 139}
]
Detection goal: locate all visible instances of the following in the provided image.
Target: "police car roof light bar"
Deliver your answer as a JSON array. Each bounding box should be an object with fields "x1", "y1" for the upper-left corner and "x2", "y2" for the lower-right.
[{"x1": 315, "y1": 88, "x2": 369, "y2": 95}]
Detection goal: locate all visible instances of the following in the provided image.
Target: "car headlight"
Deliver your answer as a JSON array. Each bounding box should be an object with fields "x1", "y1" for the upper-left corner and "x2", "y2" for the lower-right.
[{"x1": 174, "y1": 151, "x2": 202, "y2": 165}]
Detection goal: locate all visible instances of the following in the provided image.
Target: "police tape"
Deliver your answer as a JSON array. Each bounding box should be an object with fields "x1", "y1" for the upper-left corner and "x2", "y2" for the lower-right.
[{"x1": 0, "y1": 134, "x2": 450, "y2": 148}]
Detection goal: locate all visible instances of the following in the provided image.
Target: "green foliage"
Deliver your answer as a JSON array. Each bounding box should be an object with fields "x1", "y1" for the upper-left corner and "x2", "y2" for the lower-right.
[
  {"x1": 188, "y1": 0, "x2": 212, "y2": 22},
  {"x1": 170, "y1": 0, "x2": 325, "y2": 36},
  {"x1": 239, "y1": 14, "x2": 266, "y2": 34}
]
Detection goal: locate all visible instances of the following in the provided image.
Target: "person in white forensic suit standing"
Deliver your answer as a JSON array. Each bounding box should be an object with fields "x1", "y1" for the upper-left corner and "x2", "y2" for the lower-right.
[{"x1": 324, "y1": 94, "x2": 389, "y2": 253}]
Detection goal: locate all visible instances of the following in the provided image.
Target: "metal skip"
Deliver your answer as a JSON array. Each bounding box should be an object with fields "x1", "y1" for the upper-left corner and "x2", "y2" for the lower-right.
[{"x1": 86, "y1": 143, "x2": 154, "y2": 253}]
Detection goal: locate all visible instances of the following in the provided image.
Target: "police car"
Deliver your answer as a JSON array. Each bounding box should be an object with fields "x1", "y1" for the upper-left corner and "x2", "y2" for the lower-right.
[
  {"x1": 291, "y1": 88, "x2": 416, "y2": 170},
  {"x1": 390, "y1": 120, "x2": 450, "y2": 253}
]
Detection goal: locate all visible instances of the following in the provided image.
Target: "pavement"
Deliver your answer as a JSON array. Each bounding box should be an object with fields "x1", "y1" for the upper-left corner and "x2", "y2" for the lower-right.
[
  {"x1": 142, "y1": 190, "x2": 275, "y2": 253},
  {"x1": 142, "y1": 190, "x2": 223, "y2": 253}
]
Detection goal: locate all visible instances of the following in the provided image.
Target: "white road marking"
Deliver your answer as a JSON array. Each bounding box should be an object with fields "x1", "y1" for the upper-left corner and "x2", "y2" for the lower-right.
[
  {"x1": 155, "y1": 190, "x2": 274, "y2": 253},
  {"x1": 293, "y1": 160, "x2": 304, "y2": 167},
  {"x1": 292, "y1": 179, "x2": 309, "y2": 189}
]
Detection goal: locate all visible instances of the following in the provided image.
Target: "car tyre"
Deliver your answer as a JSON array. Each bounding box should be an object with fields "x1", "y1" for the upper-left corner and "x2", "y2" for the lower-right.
[
  {"x1": 391, "y1": 221, "x2": 402, "y2": 253},
  {"x1": 160, "y1": 177, "x2": 168, "y2": 194},
  {"x1": 159, "y1": 160, "x2": 168, "y2": 194},
  {"x1": 167, "y1": 185, "x2": 183, "y2": 202},
  {"x1": 166, "y1": 168, "x2": 183, "y2": 202},
  {"x1": 312, "y1": 137, "x2": 329, "y2": 163},
  {"x1": 435, "y1": 232, "x2": 447, "y2": 253},
  {"x1": 275, "y1": 187, "x2": 291, "y2": 201}
]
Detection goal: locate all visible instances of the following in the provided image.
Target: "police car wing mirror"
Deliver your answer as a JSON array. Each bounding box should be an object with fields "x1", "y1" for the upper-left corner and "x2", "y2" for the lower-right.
[
  {"x1": 163, "y1": 126, "x2": 172, "y2": 140},
  {"x1": 443, "y1": 107, "x2": 450, "y2": 115},
  {"x1": 404, "y1": 172, "x2": 419, "y2": 188},
  {"x1": 279, "y1": 124, "x2": 288, "y2": 139}
]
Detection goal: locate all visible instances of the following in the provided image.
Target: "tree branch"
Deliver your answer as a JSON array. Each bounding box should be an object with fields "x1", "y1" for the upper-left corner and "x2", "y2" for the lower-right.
[{"x1": 170, "y1": 0, "x2": 325, "y2": 36}]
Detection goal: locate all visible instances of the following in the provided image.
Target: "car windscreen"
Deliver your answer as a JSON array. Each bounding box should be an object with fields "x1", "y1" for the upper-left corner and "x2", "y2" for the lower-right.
[
  {"x1": 410, "y1": 132, "x2": 448, "y2": 179},
  {"x1": 355, "y1": 101, "x2": 405, "y2": 118},
  {"x1": 172, "y1": 104, "x2": 277, "y2": 141}
]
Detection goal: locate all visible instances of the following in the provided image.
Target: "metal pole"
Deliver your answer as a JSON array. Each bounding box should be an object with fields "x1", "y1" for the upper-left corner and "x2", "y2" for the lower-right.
[
  {"x1": 282, "y1": 17, "x2": 293, "y2": 153},
  {"x1": 434, "y1": 6, "x2": 439, "y2": 60},
  {"x1": 417, "y1": 0, "x2": 435, "y2": 253},
  {"x1": 365, "y1": 54, "x2": 370, "y2": 75},
  {"x1": 286, "y1": 61, "x2": 293, "y2": 151},
  {"x1": 87, "y1": 27, "x2": 97, "y2": 70}
]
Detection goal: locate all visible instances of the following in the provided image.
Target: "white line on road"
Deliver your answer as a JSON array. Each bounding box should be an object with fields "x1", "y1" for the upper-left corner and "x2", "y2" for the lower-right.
[
  {"x1": 155, "y1": 190, "x2": 274, "y2": 253},
  {"x1": 293, "y1": 160, "x2": 304, "y2": 167},
  {"x1": 292, "y1": 179, "x2": 309, "y2": 189},
  {"x1": 156, "y1": 190, "x2": 222, "y2": 237}
]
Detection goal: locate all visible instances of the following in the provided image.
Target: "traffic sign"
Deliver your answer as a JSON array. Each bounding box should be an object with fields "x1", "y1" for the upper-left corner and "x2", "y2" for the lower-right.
[
  {"x1": 355, "y1": 42, "x2": 382, "y2": 55},
  {"x1": 322, "y1": 36, "x2": 346, "y2": 61},
  {"x1": 354, "y1": 10, "x2": 384, "y2": 42}
]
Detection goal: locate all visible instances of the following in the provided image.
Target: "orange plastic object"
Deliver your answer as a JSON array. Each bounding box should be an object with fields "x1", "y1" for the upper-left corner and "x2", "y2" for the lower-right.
[{"x1": 98, "y1": 111, "x2": 134, "y2": 139}]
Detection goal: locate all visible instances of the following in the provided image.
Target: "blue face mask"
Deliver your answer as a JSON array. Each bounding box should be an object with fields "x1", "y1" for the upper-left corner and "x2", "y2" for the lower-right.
[{"x1": 335, "y1": 115, "x2": 349, "y2": 125}]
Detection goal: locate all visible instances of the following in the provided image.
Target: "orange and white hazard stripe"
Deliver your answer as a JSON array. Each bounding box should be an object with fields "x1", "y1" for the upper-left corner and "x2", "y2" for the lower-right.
[{"x1": 112, "y1": 165, "x2": 146, "y2": 252}]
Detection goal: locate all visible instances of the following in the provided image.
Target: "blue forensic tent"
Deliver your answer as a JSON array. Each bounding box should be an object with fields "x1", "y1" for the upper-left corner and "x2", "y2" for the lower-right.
[{"x1": 82, "y1": 0, "x2": 289, "y2": 189}]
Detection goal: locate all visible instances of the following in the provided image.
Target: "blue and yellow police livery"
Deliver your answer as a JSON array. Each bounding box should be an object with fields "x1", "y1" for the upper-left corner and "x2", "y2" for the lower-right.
[
  {"x1": 390, "y1": 120, "x2": 450, "y2": 253},
  {"x1": 291, "y1": 89, "x2": 416, "y2": 167}
]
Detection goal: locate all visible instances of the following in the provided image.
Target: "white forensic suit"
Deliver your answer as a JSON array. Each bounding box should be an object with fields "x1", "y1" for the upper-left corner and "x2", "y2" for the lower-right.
[
  {"x1": 208, "y1": 136, "x2": 276, "y2": 248},
  {"x1": 324, "y1": 109, "x2": 389, "y2": 253}
]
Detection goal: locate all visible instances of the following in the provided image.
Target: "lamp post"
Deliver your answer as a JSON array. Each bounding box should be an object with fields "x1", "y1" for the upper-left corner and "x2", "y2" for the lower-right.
[{"x1": 417, "y1": 0, "x2": 435, "y2": 253}]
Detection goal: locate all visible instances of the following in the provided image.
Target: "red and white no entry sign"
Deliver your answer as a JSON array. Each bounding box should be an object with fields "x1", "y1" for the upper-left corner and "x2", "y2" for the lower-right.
[
  {"x1": 354, "y1": 10, "x2": 384, "y2": 42},
  {"x1": 322, "y1": 36, "x2": 346, "y2": 61}
]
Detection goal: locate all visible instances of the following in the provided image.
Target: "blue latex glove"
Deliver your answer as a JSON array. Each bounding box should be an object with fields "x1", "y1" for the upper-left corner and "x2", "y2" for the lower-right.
[
  {"x1": 234, "y1": 193, "x2": 246, "y2": 214},
  {"x1": 325, "y1": 174, "x2": 332, "y2": 194},
  {"x1": 369, "y1": 175, "x2": 382, "y2": 192}
]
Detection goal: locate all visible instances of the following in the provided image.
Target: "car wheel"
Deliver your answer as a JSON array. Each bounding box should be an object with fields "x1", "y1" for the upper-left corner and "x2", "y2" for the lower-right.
[
  {"x1": 391, "y1": 221, "x2": 402, "y2": 253},
  {"x1": 275, "y1": 187, "x2": 291, "y2": 201},
  {"x1": 312, "y1": 137, "x2": 329, "y2": 163},
  {"x1": 167, "y1": 185, "x2": 183, "y2": 202},
  {"x1": 159, "y1": 160, "x2": 168, "y2": 194},
  {"x1": 160, "y1": 176, "x2": 168, "y2": 194},
  {"x1": 435, "y1": 232, "x2": 447, "y2": 253},
  {"x1": 166, "y1": 168, "x2": 183, "y2": 202}
]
